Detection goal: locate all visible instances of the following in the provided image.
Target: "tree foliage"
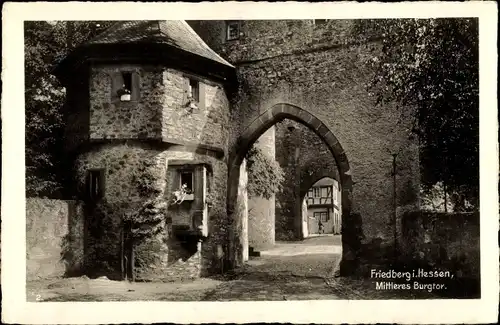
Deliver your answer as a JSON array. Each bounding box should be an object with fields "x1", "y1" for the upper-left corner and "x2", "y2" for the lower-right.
[
  {"x1": 245, "y1": 145, "x2": 285, "y2": 199},
  {"x1": 25, "y1": 21, "x2": 114, "y2": 197},
  {"x1": 355, "y1": 18, "x2": 479, "y2": 209}
]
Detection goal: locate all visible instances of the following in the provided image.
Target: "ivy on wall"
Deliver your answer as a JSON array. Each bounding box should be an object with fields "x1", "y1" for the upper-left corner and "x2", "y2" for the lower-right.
[
  {"x1": 245, "y1": 145, "x2": 285, "y2": 199},
  {"x1": 125, "y1": 157, "x2": 169, "y2": 279},
  {"x1": 125, "y1": 157, "x2": 166, "y2": 240}
]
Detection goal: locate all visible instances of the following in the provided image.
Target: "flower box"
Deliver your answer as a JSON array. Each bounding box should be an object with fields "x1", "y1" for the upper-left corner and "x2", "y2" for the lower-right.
[
  {"x1": 120, "y1": 94, "x2": 131, "y2": 101},
  {"x1": 184, "y1": 194, "x2": 194, "y2": 201}
]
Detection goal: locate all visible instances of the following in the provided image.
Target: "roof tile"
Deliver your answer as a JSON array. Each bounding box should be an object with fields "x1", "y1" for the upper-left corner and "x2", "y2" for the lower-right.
[{"x1": 86, "y1": 20, "x2": 233, "y2": 68}]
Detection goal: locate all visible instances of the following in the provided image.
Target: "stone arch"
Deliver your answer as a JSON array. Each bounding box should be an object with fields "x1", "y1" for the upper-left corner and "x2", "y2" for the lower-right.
[
  {"x1": 228, "y1": 103, "x2": 352, "y2": 213},
  {"x1": 227, "y1": 103, "x2": 354, "y2": 272}
]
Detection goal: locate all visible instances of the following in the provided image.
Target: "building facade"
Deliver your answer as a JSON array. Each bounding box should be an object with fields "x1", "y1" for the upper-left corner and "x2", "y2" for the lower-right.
[
  {"x1": 54, "y1": 19, "x2": 421, "y2": 280},
  {"x1": 304, "y1": 178, "x2": 342, "y2": 235}
]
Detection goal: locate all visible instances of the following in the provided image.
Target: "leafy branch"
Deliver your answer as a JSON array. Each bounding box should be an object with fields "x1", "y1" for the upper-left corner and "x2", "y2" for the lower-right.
[{"x1": 245, "y1": 145, "x2": 285, "y2": 199}]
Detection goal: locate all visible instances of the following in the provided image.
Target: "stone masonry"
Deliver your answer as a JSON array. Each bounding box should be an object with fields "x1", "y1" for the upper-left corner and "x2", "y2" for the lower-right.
[
  {"x1": 248, "y1": 127, "x2": 276, "y2": 251},
  {"x1": 52, "y1": 20, "x2": 421, "y2": 280},
  {"x1": 274, "y1": 119, "x2": 339, "y2": 240},
  {"x1": 54, "y1": 21, "x2": 235, "y2": 280},
  {"x1": 190, "y1": 20, "x2": 420, "y2": 275}
]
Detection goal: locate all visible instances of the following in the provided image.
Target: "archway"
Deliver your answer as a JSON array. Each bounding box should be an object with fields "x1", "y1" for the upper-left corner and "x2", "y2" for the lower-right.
[{"x1": 227, "y1": 103, "x2": 355, "y2": 274}]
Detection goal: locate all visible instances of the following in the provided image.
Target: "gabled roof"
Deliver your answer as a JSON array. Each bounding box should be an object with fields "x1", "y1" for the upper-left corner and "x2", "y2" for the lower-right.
[{"x1": 86, "y1": 20, "x2": 233, "y2": 68}]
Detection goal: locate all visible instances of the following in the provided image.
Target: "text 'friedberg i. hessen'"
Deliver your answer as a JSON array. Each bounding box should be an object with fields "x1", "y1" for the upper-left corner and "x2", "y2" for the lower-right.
[{"x1": 370, "y1": 269, "x2": 455, "y2": 292}]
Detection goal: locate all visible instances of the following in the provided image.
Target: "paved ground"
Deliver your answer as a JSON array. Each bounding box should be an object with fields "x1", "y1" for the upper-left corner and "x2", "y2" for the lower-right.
[
  {"x1": 203, "y1": 235, "x2": 342, "y2": 301},
  {"x1": 27, "y1": 235, "x2": 439, "y2": 302}
]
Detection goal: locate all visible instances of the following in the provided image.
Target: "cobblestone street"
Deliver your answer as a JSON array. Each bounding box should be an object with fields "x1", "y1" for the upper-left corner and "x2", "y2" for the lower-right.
[
  {"x1": 202, "y1": 235, "x2": 439, "y2": 301},
  {"x1": 29, "y1": 235, "x2": 439, "y2": 301},
  {"x1": 203, "y1": 235, "x2": 342, "y2": 301}
]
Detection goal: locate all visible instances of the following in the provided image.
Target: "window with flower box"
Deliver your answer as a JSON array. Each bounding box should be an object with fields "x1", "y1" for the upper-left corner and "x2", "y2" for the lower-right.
[{"x1": 112, "y1": 70, "x2": 140, "y2": 102}]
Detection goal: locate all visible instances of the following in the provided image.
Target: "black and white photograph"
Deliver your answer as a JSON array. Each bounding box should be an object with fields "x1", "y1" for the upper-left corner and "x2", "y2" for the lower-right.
[{"x1": 1, "y1": 2, "x2": 498, "y2": 324}]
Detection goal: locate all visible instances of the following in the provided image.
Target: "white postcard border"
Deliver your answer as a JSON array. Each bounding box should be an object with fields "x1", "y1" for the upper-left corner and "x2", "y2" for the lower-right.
[{"x1": 1, "y1": 2, "x2": 498, "y2": 324}]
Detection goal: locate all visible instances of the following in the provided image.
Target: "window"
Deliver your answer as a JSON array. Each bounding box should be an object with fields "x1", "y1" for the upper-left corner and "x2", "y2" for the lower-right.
[
  {"x1": 120, "y1": 72, "x2": 132, "y2": 101},
  {"x1": 112, "y1": 70, "x2": 140, "y2": 102},
  {"x1": 313, "y1": 19, "x2": 328, "y2": 25},
  {"x1": 188, "y1": 79, "x2": 200, "y2": 102},
  {"x1": 87, "y1": 169, "x2": 105, "y2": 201},
  {"x1": 226, "y1": 21, "x2": 240, "y2": 41},
  {"x1": 180, "y1": 171, "x2": 194, "y2": 194},
  {"x1": 313, "y1": 211, "x2": 329, "y2": 222},
  {"x1": 308, "y1": 189, "x2": 313, "y2": 198},
  {"x1": 313, "y1": 187, "x2": 321, "y2": 197}
]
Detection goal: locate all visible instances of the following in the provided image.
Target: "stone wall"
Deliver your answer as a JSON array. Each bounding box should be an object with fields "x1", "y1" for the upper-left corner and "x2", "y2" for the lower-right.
[
  {"x1": 399, "y1": 211, "x2": 480, "y2": 297},
  {"x1": 232, "y1": 159, "x2": 249, "y2": 265},
  {"x1": 26, "y1": 198, "x2": 85, "y2": 281},
  {"x1": 248, "y1": 127, "x2": 276, "y2": 250},
  {"x1": 89, "y1": 66, "x2": 230, "y2": 153},
  {"x1": 69, "y1": 60, "x2": 232, "y2": 280},
  {"x1": 161, "y1": 69, "x2": 231, "y2": 151},
  {"x1": 192, "y1": 20, "x2": 420, "y2": 247},
  {"x1": 274, "y1": 119, "x2": 339, "y2": 240},
  {"x1": 162, "y1": 150, "x2": 229, "y2": 277},
  {"x1": 90, "y1": 65, "x2": 163, "y2": 140},
  {"x1": 73, "y1": 143, "x2": 229, "y2": 281},
  {"x1": 189, "y1": 20, "x2": 374, "y2": 65}
]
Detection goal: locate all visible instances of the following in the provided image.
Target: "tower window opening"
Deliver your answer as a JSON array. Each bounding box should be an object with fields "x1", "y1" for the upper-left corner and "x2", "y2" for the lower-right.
[
  {"x1": 188, "y1": 79, "x2": 200, "y2": 102},
  {"x1": 226, "y1": 21, "x2": 240, "y2": 41},
  {"x1": 313, "y1": 19, "x2": 328, "y2": 25},
  {"x1": 87, "y1": 169, "x2": 105, "y2": 201},
  {"x1": 120, "y1": 72, "x2": 132, "y2": 101},
  {"x1": 180, "y1": 171, "x2": 194, "y2": 194}
]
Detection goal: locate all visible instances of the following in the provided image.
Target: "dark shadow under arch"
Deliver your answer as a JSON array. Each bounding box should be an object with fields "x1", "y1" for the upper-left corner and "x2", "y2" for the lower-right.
[{"x1": 227, "y1": 103, "x2": 356, "y2": 275}]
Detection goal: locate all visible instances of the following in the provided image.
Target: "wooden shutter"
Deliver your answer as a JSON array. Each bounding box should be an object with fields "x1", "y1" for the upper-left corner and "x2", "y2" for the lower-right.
[
  {"x1": 183, "y1": 77, "x2": 190, "y2": 104},
  {"x1": 131, "y1": 71, "x2": 141, "y2": 101},
  {"x1": 86, "y1": 171, "x2": 92, "y2": 200},
  {"x1": 98, "y1": 169, "x2": 106, "y2": 198},
  {"x1": 192, "y1": 165, "x2": 208, "y2": 235},
  {"x1": 193, "y1": 166, "x2": 204, "y2": 207},
  {"x1": 111, "y1": 72, "x2": 124, "y2": 102},
  {"x1": 198, "y1": 82, "x2": 206, "y2": 110},
  {"x1": 168, "y1": 168, "x2": 180, "y2": 194},
  {"x1": 86, "y1": 169, "x2": 105, "y2": 201}
]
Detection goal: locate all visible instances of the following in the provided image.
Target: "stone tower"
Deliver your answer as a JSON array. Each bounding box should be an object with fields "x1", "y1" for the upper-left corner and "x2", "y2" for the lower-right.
[
  {"x1": 53, "y1": 21, "x2": 236, "y2": 280},
  {"x1": 248, "y1": 127, "x2": 276, "y2": 251}
]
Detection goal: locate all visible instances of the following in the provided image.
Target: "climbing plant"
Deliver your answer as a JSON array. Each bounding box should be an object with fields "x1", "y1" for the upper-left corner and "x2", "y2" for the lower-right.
[
  {"x1": 245, "y1": 145, "x2": 285, "y2": 199},
  {"x1": 127, "y1": 157, "x2": 167, "y2": 242},
  {"x1": 124, "y1": 157, "x2": 169, "y2": 279}
]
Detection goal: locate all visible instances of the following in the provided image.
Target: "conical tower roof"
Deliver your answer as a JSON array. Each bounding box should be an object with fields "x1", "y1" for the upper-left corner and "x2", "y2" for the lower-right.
[
  {"x1": 53, "y1": 20, "x2": 235, "y2": 86},
  {"x1": 86, "y1": 20, "x2": 233, "y2": 68}
]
